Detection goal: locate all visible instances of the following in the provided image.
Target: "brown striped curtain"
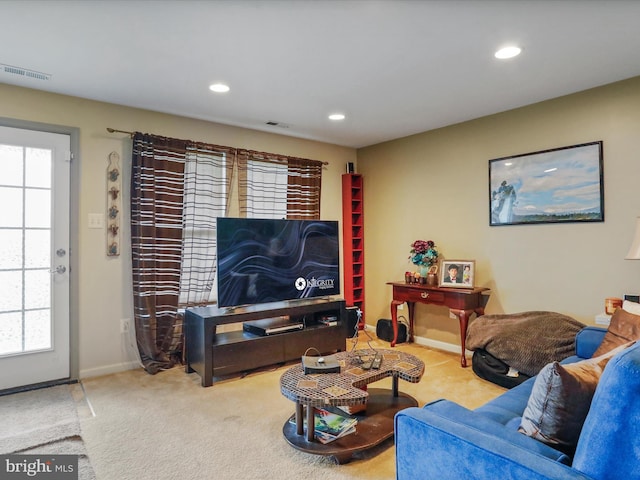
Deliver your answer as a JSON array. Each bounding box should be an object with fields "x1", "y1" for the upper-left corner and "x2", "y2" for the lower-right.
[
  {"x1": 131, "y1": 133, "x2": 188, "y2": 373},
  {"x1": 131, "y1": 134, "x2": 321, "y2": 374},
  {"x1": 131, "y1": 133, "x2": 236, "y2": 373}
]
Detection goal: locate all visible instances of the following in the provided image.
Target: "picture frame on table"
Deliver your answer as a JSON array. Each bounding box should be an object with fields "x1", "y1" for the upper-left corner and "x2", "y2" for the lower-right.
[
  {"x1": 439, "y1": 260, "x2": 475, "y2": 288},
  {"x1": 489, "y1": 141, "x2": 604, "y2": 226}
]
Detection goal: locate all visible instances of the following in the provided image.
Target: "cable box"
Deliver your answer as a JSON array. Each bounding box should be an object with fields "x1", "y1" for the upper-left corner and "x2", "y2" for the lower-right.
[
  {"x1": 301, "y1": 354, "x2": 341, "y2": 374},
  {"x1": 243, "y1": 317, "x2": 303, "y2": 336}
]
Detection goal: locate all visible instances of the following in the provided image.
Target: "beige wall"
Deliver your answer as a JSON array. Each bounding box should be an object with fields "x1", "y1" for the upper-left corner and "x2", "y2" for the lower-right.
[
  {"x1": 358, "y1": 76, "x2": 640, "y2": 349},
  {"x1": 0, "y1": 83, "x2": 356, "y2": 378},
  {"x1": 4, "y1": 75, "x2": 639, "y2": 377}
]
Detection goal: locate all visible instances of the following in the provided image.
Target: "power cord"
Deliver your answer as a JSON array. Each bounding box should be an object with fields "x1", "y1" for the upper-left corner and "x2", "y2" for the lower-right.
[{"x1": 348, "y1": 308, "x2": 377, "y2": 361}]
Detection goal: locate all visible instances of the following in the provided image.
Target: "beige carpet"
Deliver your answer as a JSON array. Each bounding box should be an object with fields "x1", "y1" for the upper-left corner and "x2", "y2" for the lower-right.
[
  {"x1": 0, "y1": 383, "x2": 96, "y2": 479},
  {"x1": 78, "y1": 334, "x2": 505, "y2": 480}
]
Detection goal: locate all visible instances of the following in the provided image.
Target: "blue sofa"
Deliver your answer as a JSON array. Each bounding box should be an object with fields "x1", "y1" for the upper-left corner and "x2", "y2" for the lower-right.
[{"x1": 395, "y1": 326, "x2": 640, "y2": 480}]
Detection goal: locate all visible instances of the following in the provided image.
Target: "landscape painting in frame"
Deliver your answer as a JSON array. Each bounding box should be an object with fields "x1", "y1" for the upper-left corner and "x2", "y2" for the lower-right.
[{"x1": 489, "y1": 141, "x2": 604, "y2": 226}]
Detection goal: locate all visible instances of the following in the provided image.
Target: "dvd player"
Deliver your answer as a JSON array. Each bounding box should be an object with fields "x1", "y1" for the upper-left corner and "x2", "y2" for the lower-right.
[{"x1": 243, "y1": 317, "x2": 304, "y2": 336}]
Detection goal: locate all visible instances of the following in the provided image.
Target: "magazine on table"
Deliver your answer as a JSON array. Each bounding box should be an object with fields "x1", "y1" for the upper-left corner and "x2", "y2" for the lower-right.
[{"x1": 289, "y1": 406, "x2": 357, "y2": 443}]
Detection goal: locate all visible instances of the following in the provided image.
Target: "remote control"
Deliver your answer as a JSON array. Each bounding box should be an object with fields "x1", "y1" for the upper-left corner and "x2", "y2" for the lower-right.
[{"x1": 371, "y1": 354, "x2": 382, "y2": 369}]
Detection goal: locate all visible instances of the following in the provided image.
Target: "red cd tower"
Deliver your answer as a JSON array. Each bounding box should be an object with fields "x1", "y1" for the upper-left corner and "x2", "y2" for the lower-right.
[{"x1": 341, "y1": 173, "x2": 365, "y2": 329}]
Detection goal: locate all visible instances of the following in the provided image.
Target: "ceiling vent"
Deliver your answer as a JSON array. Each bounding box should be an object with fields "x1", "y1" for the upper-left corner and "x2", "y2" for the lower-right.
[
  {"x1": 1, "y1": 64, "x2": 51, "y2": 81},
  {"x1": 265, "y1": 121, "x2": 291, "y2": 129}
]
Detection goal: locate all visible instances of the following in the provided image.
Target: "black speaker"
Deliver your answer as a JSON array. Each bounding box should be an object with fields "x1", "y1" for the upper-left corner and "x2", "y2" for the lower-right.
[
  {"x1": 376, "y1": 318, "x2": 408, "y2": 343},
  {"x1": 346, "y1": 306, "x2": 360, "y2": 337},
  {"x1": 346, "y1": 162, "x2": 355, "y2": 173}
]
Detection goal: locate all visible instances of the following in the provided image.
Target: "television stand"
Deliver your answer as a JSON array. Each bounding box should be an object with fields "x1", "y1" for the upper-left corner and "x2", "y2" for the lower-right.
[{"x1": 185, "y1": 299, "x2": 348, "y2": 387}]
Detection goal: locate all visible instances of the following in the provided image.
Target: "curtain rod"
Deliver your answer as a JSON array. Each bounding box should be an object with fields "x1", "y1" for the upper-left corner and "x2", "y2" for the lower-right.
[
  {"x1": 106, "y1": 127, "x2": 329, "y2": 165},
  {"x1": 107, "y1": 127, "x2": 135, "y2": 137}
]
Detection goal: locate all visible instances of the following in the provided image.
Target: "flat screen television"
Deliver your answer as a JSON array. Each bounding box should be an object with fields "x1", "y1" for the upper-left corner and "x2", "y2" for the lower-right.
[{"x1": 216, "y1": 217, "x2": 341, "y2": 308}]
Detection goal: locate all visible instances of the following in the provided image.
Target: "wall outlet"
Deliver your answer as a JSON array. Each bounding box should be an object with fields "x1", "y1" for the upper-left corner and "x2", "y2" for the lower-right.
[
  {"x1": 120, "y1": 318, "x2": 130, "y2": 334},
  {"x1": 450, "y1": 311, "x2": 458, "y2": 320}
]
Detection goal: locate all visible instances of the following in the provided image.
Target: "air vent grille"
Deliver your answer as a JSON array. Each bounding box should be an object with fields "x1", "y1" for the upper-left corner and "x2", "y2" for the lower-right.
[
  {"x1": 1, "y1": 64, "x2": 51, "y2": 81},
  {"x1": 265, "y1": 121, "x2": 291, "y2": 129}
]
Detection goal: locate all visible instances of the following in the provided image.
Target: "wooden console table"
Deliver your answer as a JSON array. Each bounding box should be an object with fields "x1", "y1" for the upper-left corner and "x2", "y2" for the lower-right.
[{"x1": 387, "y1": 282, "x2": 490, "y2": 367}]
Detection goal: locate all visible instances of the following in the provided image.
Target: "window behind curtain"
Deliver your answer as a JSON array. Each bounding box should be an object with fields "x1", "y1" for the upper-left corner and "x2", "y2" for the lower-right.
[
  {"x1": 244, "y1": 160, "x2": 288, "y2": 219},
  {"x1": 237, "y1": 150, "x2": 322, "y2": 220},
  {"x1": 179, "y1": 144, "x2": 235, "y2": 307}
]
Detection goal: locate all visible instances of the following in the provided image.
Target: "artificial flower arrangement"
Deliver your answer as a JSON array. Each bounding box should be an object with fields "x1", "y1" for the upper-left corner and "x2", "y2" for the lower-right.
[
  {"x1": 406, "y1": 239, "x2": 440, "y2": 283},
  {"x1": 408, "y1": 239, "x2": 439, "y2": 268}
]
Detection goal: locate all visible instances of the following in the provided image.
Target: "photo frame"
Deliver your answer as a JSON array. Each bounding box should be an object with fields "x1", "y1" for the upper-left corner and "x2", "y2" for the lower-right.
[
  {"x1": 439, "y1": 260, "x2": 475, "y2": 288},
  {"x1": 489, "y1": 141, "x2": 604, "y2": 226}
]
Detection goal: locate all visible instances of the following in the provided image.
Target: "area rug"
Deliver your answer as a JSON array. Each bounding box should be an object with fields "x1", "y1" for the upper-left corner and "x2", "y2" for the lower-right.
[{"x1": 0, "y1": 384, "x2": 96, "y2": 479}]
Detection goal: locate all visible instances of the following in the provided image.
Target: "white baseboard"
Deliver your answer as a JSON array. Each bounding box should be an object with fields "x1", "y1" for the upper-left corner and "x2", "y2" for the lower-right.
[
  {"x1": 80, "y1": 360, "x2": 140, "y2": 380},
  {"x1": 364, "y1": 324, "x2": 470, "y2": 357}
]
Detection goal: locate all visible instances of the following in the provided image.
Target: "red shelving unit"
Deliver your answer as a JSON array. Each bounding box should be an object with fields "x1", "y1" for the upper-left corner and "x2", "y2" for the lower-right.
[{"x1": 342, "y1": 173, "x2": 365, "y2": 328}]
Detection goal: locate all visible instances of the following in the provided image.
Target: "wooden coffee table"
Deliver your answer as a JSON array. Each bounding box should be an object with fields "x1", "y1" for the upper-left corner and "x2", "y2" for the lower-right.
[{"x1": 279, "y1": 349, "x2": 424, "y2": 463}]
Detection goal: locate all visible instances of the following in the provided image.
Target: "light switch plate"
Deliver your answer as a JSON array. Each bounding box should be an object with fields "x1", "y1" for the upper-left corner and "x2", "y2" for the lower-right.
[{"x1": 88, "y1": 213, "x2": 104, "y2": 229}]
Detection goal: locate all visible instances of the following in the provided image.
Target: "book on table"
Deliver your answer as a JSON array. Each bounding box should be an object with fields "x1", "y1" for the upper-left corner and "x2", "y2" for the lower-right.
[{"x1": 289, "y1": 406, "x2": 357, "y2": 444}]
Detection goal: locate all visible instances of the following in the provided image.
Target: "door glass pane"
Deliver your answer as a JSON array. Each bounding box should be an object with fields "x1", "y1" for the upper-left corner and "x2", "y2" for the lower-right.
[
  {"x1": 0, "y1": 144, "x2": 23, "y2": 187},
  {"x1": 0, "y1": 271, "x2": 22, "y2": 311},
  {"x1": 0, "y1": 230, "x2": 22, "y2": 269},
  {"x1": 24, "y1": 270, "x2": 50, "y2": 310},
  {"x1": 0, "y1": 312, "x2": 22, "y2": 355},
  {"x1": 25, "y1": 148, "x2": 52, "y2": 188},
  {"x1": 0, "y1": 187, "x2": 23, "y2": 227},
  {"x1": 25, "y1": 189, "x2": 50, "y2": 228},
  {"x1": 25, "y1": 229, "x2": 50, "y2": 268},
  {"x1": 25, "y1": 309, "x2": 51, "y2": 350},
  {"x1": 0, "y1": 127, "x2": 68, "y2": 383}
]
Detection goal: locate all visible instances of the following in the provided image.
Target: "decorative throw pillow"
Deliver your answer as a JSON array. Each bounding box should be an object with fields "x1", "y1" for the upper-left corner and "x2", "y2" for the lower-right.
[
  {"x1": 518, "y1": 342, "x2": 633, "y2": 450},
  {"x1": 593, "y1": 307, "x2": 640, "y2": 357}
]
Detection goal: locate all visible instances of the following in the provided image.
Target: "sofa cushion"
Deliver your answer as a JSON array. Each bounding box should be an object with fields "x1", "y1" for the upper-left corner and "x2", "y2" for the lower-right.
[
  {"x1": 518, "y1": 342, "x2": 632, "y2": 450},
  {"x1": 593, "y1": 307, "x2": 640, "y2": 356}
]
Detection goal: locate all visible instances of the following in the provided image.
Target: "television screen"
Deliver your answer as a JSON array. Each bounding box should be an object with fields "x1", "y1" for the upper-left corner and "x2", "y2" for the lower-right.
[{"x1": 216, "y1": 217, "x2": 340, "y2": 308}]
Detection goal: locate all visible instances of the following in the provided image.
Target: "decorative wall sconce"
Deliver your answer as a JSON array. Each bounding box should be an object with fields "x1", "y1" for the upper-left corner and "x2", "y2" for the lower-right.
[{"x1": 107, "y1": 151, "x2": 121, "y2": 256}]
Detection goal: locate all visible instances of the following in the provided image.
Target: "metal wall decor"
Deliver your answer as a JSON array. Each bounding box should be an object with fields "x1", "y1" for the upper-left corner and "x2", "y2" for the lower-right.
[{"x1": 107, "y1": 151, "x2": 121, "y2": 256}]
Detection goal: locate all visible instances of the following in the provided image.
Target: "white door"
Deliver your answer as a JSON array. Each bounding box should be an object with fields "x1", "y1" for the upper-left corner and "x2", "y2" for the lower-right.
[{"x1": 0, "y1": 125, "x2": 70, "y2": 391}]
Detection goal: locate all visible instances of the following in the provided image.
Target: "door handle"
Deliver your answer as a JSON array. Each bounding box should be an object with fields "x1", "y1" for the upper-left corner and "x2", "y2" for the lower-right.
[
  {"x1": 51, "y1": 265, "x2": 67, "y2": 274},
  {"x1": 420, "y1": 292, "x2": 429, "y2": 299}
]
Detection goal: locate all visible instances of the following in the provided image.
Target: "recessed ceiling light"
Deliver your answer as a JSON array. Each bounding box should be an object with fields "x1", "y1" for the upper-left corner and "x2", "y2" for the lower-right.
[
  {"x1": 495, "y1": 46, "x2": 522, "y2": 59},
  {"x1": 328, "y1": 113, "x2": 345, "y2": 121},
  {"x1": 209, "y1": 83, "x2": 230, "y2": 93}
]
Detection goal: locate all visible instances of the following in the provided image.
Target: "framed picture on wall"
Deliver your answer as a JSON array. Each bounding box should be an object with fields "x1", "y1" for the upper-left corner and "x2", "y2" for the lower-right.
[
  {"x1": 439, "y1": 260, "x2": 475, "y2": 288},
  {"x1": 489, "y1": 141, "x2": 604, "y2": 226}
]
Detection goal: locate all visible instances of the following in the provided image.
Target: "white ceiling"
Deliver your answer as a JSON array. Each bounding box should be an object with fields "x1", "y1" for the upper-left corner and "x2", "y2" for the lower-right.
[{"x1": 2, "y1": 0, "x2": 640, "y2": 148}]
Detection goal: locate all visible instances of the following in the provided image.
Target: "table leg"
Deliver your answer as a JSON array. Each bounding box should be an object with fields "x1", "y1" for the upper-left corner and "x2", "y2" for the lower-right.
[
  {"x1": 295, "y1": 402, "x2": 304, "y2": 436},
  {"x1": 407, "y1": 301, "x2": 416, "y2": 343},
  {"x1": 392, "y1": 374, "x2": 399, "y2": 398},
  {"x1": 306, "y1": 405, "x2": 315, "y2": 442},
  {"x1": 390, "y1": 300, "x2": 403, "y2": 347},
  {"x1": 449, "y1": 308, "x2": 474, "y2": 368}
]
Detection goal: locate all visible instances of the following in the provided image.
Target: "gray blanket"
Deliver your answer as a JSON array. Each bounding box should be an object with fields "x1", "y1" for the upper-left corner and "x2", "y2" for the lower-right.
[{"x1": 466, "y1": 311, "x2": 585, "y2": 377}]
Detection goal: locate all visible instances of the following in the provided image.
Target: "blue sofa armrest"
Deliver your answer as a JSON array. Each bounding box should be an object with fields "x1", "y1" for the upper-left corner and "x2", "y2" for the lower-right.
[
  {"x1": 395, "y1": 400, "x2": 596, "y2": 480},
  {"x1": 574, "y1": 326, "x2": 606, "y2": 359}
]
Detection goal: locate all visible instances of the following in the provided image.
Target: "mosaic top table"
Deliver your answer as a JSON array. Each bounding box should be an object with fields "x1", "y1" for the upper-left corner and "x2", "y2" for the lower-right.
[{"x1": 280, "y1": 349, "x2": 425, "y2": 463}]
